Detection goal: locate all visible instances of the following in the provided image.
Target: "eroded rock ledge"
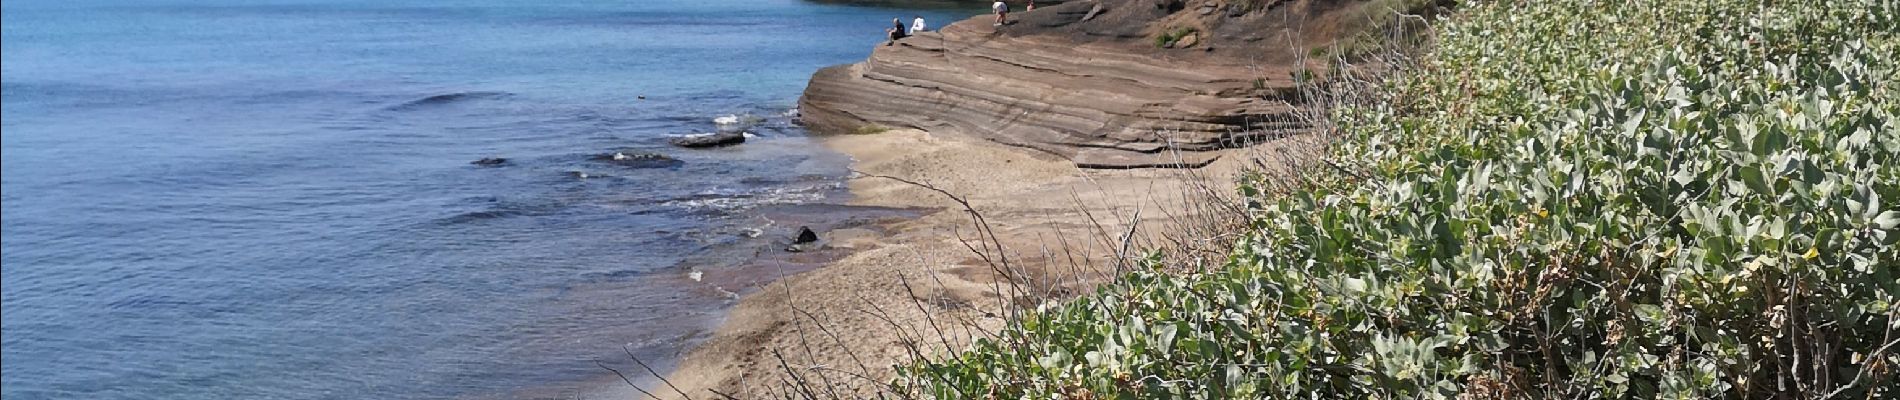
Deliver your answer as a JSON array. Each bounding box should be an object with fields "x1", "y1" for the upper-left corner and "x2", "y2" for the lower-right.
[{"x1": 801, "y1": 0, "x2": 1382, "y2": 168}]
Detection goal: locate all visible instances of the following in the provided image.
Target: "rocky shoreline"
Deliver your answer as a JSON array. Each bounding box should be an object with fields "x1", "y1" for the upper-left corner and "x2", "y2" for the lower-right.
[
  {"x1": 656, "y1": 0, "x2": 1388, "y2": 396},
  {"x1": 660, "y1": 127, "x2": 1284, "y2": 398}
]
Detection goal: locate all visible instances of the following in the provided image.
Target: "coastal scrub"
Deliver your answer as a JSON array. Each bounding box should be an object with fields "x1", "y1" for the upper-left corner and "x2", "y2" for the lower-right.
[{"x1": 901, "y1": 0, "x2": 1899, "y2": 398}]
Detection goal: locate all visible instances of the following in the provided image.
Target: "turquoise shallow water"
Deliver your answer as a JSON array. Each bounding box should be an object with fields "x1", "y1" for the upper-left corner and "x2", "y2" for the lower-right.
[{"x1": 0, "y1": 1, "x2": 972, "y2": 398}]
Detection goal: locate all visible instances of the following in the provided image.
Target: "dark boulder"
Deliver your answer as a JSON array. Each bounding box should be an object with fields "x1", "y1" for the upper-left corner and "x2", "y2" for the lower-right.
[
  {"x1": 670, "y1": 132, "x2": 746, "y2": 148},
  {"x1": 794, "y1": 226, "x2": 820, "y2": 244}
]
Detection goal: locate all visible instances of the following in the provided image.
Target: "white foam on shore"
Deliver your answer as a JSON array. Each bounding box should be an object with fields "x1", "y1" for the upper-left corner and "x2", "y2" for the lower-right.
[{"x1": 670, "y1": 131, "x2": 756, "y2": 138}]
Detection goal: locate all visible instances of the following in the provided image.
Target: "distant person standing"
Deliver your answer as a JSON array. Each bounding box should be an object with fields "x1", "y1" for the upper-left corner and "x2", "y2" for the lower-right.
[
  {"x1": 993, "y1": 1, "x2": 1009, "y2": 26},
  {"x1": 886, "y1": 17, "x2": 908, "y2": 46},
  {"x1": 911, "y1": 15, "x2": 928, "y2": 33}
]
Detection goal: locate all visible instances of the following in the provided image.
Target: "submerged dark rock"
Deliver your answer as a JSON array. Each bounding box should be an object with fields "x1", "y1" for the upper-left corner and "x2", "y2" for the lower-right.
[
  {"x1": 386, "y1": 91, "x2": 511, "y2": 111},
  {"x1": 670, "y1": 132, "x2": 746, "y2": 148},
  {"x1": 471, "y1": 157, "x2": 510, "y2": 166},
  {"x1": 590, "y1": 151, "x2": 684, "y2": 168},
  {"x1": 794, "y1": 226, "x2": 820, "y2": 244}
]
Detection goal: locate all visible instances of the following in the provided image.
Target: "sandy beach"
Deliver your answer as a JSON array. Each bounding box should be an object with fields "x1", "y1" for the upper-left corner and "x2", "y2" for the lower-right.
[{"x1": 658, "y1": 128, "x2": 1300, "y2": 398}]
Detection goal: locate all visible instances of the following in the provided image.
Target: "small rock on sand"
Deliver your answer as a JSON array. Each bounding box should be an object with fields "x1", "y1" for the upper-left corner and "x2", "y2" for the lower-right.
[
  {"x1": 794, "y1": 226, "x2": 819, "y2": 244},
  {"x1": 1083, "y1": 3, "x2": 1107, "y2": 21},
  {"x1": 1176, "y1": 33, "x2": 1199, "y2": 48}
]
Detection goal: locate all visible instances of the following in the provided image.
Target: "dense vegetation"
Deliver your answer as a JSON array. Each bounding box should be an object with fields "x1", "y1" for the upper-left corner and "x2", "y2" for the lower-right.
[{"x1": 902, "y1": 0, "x2": 1898, "y2": 398}]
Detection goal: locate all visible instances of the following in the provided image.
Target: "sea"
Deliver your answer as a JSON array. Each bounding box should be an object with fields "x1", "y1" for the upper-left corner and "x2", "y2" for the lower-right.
[{"x1": 0, "y1": 1, "x2": 971, "y2": 398}]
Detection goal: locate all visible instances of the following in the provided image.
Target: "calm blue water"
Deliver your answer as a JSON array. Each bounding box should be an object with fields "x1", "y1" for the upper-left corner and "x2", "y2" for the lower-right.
[{"x1": 0, "y1": 1, "x2": 970, "y2": 398}]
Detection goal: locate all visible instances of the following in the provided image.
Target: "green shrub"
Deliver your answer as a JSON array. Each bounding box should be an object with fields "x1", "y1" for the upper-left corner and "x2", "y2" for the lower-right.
[
  {"x1": 852, "y1": 124, "x2": 892, "y2": 135},
  {"x1": 904, "y1": 0, "x2": 1899, "y2": 398}
]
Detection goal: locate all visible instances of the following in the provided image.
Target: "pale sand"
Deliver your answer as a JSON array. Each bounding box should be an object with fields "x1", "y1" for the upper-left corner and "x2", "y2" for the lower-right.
[{"x1": 658, "y1": 129, "x2": 1296, "y2": 398}]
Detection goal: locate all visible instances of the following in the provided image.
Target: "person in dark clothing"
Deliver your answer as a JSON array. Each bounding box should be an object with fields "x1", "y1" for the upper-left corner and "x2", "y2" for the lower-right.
[{"x1": 886, "y1": 17, "x2": 908, "y2": 46}]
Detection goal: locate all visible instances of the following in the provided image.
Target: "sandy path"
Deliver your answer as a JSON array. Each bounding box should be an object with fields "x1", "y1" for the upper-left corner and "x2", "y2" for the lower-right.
[{"x1": 655, "y1": 129, "x2": 1284, "y2": 398}]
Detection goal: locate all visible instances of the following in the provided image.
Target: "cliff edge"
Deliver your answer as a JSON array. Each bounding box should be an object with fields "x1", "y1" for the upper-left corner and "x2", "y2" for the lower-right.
[{"x1": 800, "y1": 0, "x2": 1387, "y2": 168}]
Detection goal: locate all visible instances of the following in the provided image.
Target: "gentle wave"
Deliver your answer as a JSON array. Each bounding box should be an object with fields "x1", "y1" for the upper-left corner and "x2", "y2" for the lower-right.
[{"x1": 382, "y1": 91, "x2": 513, "y2": 111}]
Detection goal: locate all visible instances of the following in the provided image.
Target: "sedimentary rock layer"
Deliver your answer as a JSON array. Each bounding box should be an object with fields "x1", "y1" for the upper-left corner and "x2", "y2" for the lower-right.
[{"x1": 800, "y1": 0, "x2": 1377, "y2": 168}]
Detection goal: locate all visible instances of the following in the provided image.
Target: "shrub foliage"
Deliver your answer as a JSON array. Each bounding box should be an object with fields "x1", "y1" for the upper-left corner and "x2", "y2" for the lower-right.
[{"x1": 903, "y1": 0, "x2": 1898, "y2": 398}]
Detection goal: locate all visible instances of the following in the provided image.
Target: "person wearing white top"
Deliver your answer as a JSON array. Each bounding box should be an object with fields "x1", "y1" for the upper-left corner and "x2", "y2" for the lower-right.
[
  {"x1": 992, "y1": 1, "x2": 1008, "y2": 26},
  {"x1": 911, "y1": 16, "x2": 928, "y2": 33}
]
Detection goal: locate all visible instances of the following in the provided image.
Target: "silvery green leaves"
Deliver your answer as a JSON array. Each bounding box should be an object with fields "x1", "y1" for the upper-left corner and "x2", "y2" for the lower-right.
[{"x1": 904, "y1": 0, "x2": 1898, "y2": 398}]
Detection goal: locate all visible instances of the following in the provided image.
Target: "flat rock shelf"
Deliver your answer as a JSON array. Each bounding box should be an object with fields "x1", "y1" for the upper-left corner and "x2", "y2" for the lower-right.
[{"x1": 799, "y1": 0, "x2": 1384, "y2": 168}]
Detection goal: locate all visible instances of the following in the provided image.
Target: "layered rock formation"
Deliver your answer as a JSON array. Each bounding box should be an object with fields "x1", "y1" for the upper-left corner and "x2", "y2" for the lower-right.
[
  {"x1": 806, "y1": 0, "x2": 1072, "y2": 8},
  {"x1": 801, "y1": 0, "x2": 1386, "y2": 168}
]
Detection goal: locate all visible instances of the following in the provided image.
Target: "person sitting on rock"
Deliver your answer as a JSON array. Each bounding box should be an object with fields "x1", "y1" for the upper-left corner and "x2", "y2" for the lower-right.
[
  {"x1": 992, "y1": 1, "x2": 1009, "y2": 26},
  {"x1": 911, "y1": 15, "x2": 928, "y2": 33},
  {"x1": 886, "y1": 17, "x2": 908, "y2": 46}
]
